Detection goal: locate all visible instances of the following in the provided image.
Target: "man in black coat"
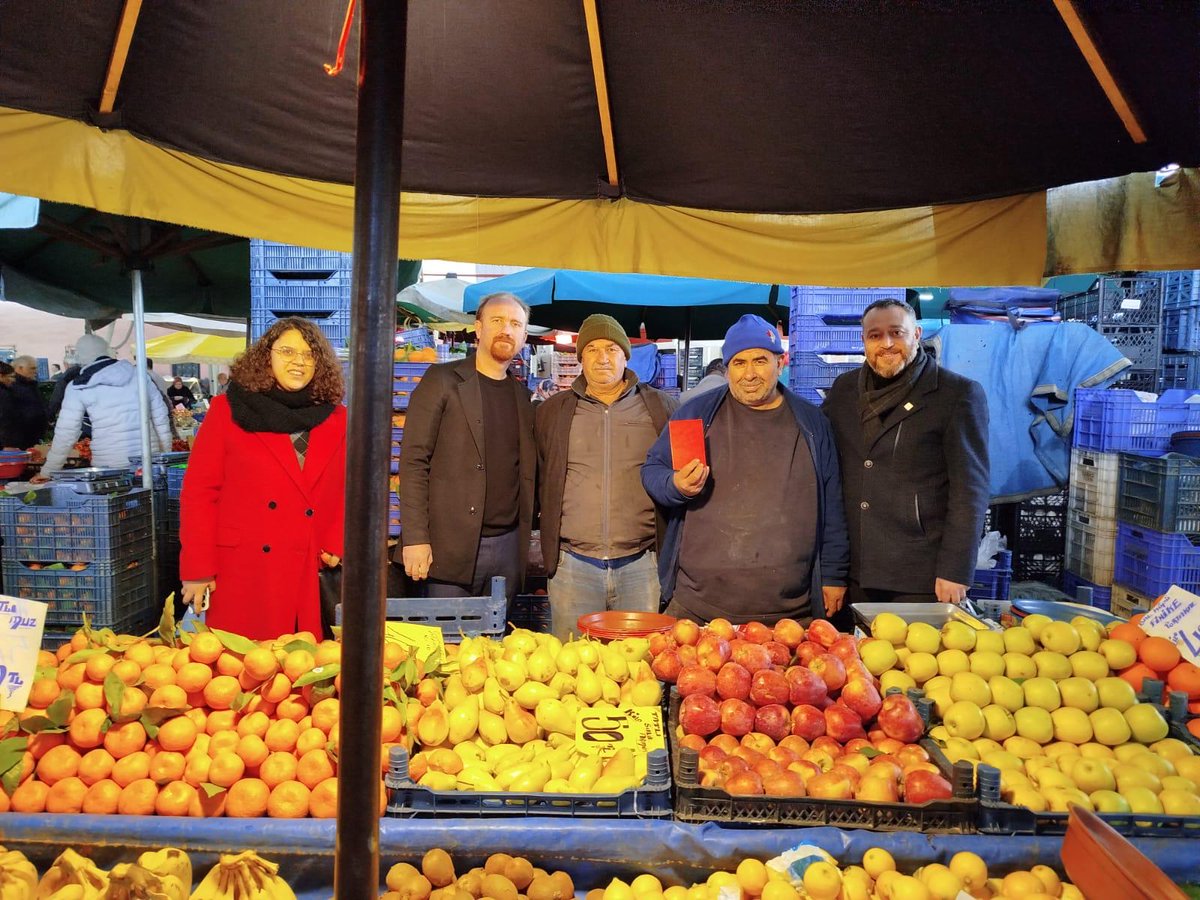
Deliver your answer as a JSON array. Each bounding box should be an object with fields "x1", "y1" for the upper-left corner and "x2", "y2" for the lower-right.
[
  {"x1": 2, "y1": 355, "x2": 48, "y2": 449},
  {"x1": 396, "y1": 292, "x2": 536, "y2": 600},
  {"x1": 823, "y1": 299, "x2": 989, "y2": 607}
]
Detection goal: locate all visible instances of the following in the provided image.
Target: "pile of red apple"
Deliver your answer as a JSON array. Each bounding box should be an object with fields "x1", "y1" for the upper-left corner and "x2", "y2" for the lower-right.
[{"x1": 651, "y1": 617, "x2": 954, "y2": 803}]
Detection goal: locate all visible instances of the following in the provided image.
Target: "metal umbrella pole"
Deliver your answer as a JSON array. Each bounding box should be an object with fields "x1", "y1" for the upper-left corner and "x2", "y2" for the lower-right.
[
  {"x1": 335, "y1": 0, "x2": 406, "y2": 896},
  {"x1": 130, "y1": 270, "x2": 159, "y2": 608}
]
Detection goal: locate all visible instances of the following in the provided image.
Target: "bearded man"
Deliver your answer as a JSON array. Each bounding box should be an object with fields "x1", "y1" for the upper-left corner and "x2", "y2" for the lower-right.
[{"x1": 823, "y1": 299, "x2": 989, "y2": 607}]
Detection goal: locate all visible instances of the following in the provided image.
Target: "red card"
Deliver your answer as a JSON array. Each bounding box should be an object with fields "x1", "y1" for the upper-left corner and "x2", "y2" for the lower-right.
[{"x1": 669, "y1": 419, "x2": 707, "y2": 469}]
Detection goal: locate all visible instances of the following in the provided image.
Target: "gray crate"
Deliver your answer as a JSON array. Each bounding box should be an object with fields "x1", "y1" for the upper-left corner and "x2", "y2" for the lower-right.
[{"x1": 1059, "y1": 275, "x2": 1164, "y2": 327}]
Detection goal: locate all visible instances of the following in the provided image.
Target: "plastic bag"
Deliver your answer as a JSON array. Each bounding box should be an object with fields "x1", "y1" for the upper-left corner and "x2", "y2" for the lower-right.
[
  {"x1": 189, "y1": 853, "x2": 295, "y2": 900},
  {"x1": 975, "y1": 531, "x2": 1006, "y2": 569},
  {"x1": 35, "y1": 848, "x2": 108, "y2": 899}
]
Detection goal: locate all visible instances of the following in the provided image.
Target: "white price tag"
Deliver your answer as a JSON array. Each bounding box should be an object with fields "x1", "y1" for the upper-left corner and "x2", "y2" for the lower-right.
[
  {"x1": 0, "y1": 595, "x2": 48, "y2": 711},
  {"x1": 1139, "y1": 586, "x2": 1200, "y2": 664}
]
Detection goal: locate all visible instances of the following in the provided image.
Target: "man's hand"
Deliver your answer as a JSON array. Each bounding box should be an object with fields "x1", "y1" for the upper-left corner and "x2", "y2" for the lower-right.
[
  {"x1": 935, "y1": 577, "x2": 969, "y2": 605},
  {"x1": 181, "y1": 579, "x2": 215, "y2": 612},
  {"x1": 672, "y1": 459, "x2": 710, "y2": 498},
  {"x1": 403, "y1": 544, "x2": 434, "y2": 581},
  {"x1": 30, "y1": 474, "x2": 51, "y2": 484},
  {"x1": 822, "y1": 585, "x2": 847, "y2": 616}
]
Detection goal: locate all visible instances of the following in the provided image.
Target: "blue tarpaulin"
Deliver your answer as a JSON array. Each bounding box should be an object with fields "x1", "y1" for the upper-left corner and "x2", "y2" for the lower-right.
[{"x1": 1, "y1": 815, "x2": 1196, "y2": 897}]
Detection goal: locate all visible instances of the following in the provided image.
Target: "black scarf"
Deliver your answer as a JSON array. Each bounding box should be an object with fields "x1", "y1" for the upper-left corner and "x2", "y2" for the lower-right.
[
  {"x1": 226, "y1": 381, "x2": 335, "y2": 434},
  {"x1": 858, "y1": 346, "x2": 930, "y2": 447}
]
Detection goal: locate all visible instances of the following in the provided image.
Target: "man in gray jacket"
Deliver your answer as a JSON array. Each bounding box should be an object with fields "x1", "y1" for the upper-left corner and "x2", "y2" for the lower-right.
[
  {"x1": 534, "y1": 314, "x2": 678, "y2": 638},
  {"x1": 823, "y1": 299, "x2": 989, "y2": 607}
]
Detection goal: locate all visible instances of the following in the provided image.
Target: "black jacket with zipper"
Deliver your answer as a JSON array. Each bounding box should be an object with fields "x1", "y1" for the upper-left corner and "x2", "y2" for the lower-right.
[{"x1": 823, "y1": 360, "x2": 989, "y2": 593}]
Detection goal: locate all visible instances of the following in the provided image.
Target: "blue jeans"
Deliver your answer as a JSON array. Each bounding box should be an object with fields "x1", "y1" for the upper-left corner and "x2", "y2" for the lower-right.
[{"x1": 548, "y1": 548, "x2": 660, "y2": 640}]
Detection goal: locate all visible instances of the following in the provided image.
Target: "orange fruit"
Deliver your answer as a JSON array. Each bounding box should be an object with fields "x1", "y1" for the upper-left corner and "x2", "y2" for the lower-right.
[
  {"x1": 295, "y1": 727, "x2": 328, "y2": 757},
  {"x1": 267, "y1": 779, "x2": 311, "y2": 818},
  {"x1": 243, "y1": 648, "x2": 280, "y2": 682},
  {"x1": 259, "y1": 752, "x2": 299, "y2": 788},
  {"x1": 294, "y1": 631, "x2": 318, "y2": 646},
  {"x1": 157, "y1": 716, "x2": 199, "y2": 753},
  {"x1": 184, "y1": 707, "x2": 209, "y2": 733},
  {"x1": 56, "y1": 662, "x2": 86, "y2": 692},
  {"x1": 314, "y1": 642, "x2": 341, "y2": 668},
  {"x1": 265, "y1": 719, "x2": 300, "y2": 753},
  {"x1": 27, "y1": 678, "x2": 61, "y2": 709},
  {"x1": 147, "y1": 685, "x2": 188, "y2": 710},
  {"x1": 155, "y1": 780, "x2": 201, "y2": 817},
  {"x1": 311, "y1": 698, "x2": 340, "y2": 735},
  {"x1": 1131, "y1": 613, "x2": 1147, "y2": 626},
  {"x1": 69, "y1": 632, "x2": 90, "y2": 652},
  {"x1": 117, "y1": 778, "x2": 159, "y2": 815},
  {"x1": 45, "y1": 776, "x2": 88, "y2": 813},
  {"x1": 111, "y1": 659, "x2": 143, "y2": 686},
  {"x1": 209, "y1": 730, "x2": 241, "y2": 755},
  {"x1": 173, "y1": 647, "x2": 194, "y2": 670},
  {"x1": 114, "y1": 686, "x2": 148, "y2": 720},
  {"x1": 142, "y1": 663, "x2": 177, "y2": 690},
  {"x1": 236, "y1": 711, "x2": 271, "y2": 739},
  {"x1": 68, "y1": 708, "x2": 109, "y2": 750},
  {"x1": 296, "y1": 748, "x2": 336, "y2": 789},
  {"x1": 381, "y1": 706, "x2": 403, "y2": 743},
  {"x1": 275, "y1": 694, "x2": 309, "y2": 723},
  {"x1": 37, "y1": 649, "x2": 58, "y2": 668},
  {"x1": 1168, "y1": 662, "x2": 1200, "y2": 699},
  {"x1": 78, "y1": 748, "x2": 116, "y2": 786},
  {"x1": 84, "y1": 652, "x2": 116, "y2": 683},
  {"x1": 309, "y1": 776, "x2": 338, "y2": 818},
  {"x1": 103, "y1": 720, "x2": 148, "y2": 763},
  {"x1": 209, "y1": 751, "x2": 246, "y2": 788},
  {"x1": 27, "y1": 729, "x2": 66, "y2": 761},
  {"x1": 149, "y1": 751, "x2": 187, "y2": 785},
  {"x1": 216, "y1": 652, "x2": 244, "y2": 678},
  {"x1": 81, "y1": 778, "x2": 121, "y2": 814},
  {"x1": 175, "y1": 662, "x2": 213, "y2": 694},
  {"x1": 73, "y1": 680, "x2": 106, "y2": 710},
  {"x1": 14, "y1": 751, "x2": 35, "y2": 786},
  {"x1": 124, "y1": 642, "x2": 155, "y2": 669},
  {"x1": 297, "y1": 715, "x2": 314, "y2": 733},
  {"x1": 205, "y1": 710, "x2": 238, "y2": 735},
  {"x1": 9, "y1": 779, "x2": 49, "y2": 813},
  {"x1": 1139, "y1": 636, "x2": 1182, "y2": 673},
  {"x1": 152, "y1": 645, "x2": 175, "y2": 665},
  {"x1": 243, "y1": 695, "x2": 277, "y2": 718},
  {"x1": 188, "y1": 632, "x2": 224, "y2": 665},
  {"x1": 225, "y1": 778, "x2": 270, "y2": 818},
  {"x1": 36, "y1": 744, "x2": 82, "y2": 786},
  {"x1": 183, "y1": 753, "x2": 212, "y2": 787},
  {"x1": 238, "y1": 669, "x2": 263, "y2": 692},
  {"x1": 188, "y1": 733, "x2": 212, "y2": 758},
  {"x1": 1189, "y1": 719, "x2": 1200, "y2": 740},
  {"x1": 0, "y1": 788, "x2": 8, "y2": 813},
  {"x1": 1120, "y1": 662, "x2": 1162, "y2": 696},
  {"x1": 1110, "y1": 622, "x2": 1147, "y2": 646},
  {"x1": 236, "y1": 734, "x2": 271, "y2": 770},
  {"x1": 260, "y1": 673, "x2": 292, "y2": 703},
  {"x1": 112, "y1": 751, "x2": 152, "y2": 788},
  {"x1": 283, "y1": 650, "x2": 316, "y2": 683}
]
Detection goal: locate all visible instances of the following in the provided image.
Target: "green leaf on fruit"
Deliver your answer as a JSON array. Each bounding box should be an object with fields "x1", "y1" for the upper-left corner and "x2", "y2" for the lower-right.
[
  {"x1": 34, "y1": 666, "x2": 59, "y2": 681},
  {"x1": 64, "y1": 647, "x2": 109, "y2": 665},
  {"x1": 857, "y1": 747, "x2": 883, "y2": 759},
  {"x1": 103, "y1": 671, "x2": 125, "y2": 719},
  {"x1": 46, "y1": 691, "x2": 74, "y2": 726},
  {"x1": 292, "y1": 663, "x2": 340, "y2": 688},
  {"x1": 19, "y1": 715, "x2": 65, "y2": 735},
  {"x1": 158, "y1": 595, "x2": 178, "y2": 648},
  {"x1": 231, "y1": 691, "x2": 253, "y2": 712},
  {"x1": 210, "y1": 627, "x2": 259, "y2": 656},
  {"x1": 281, "y1": 639, "x2": 318, "y2": 655}
]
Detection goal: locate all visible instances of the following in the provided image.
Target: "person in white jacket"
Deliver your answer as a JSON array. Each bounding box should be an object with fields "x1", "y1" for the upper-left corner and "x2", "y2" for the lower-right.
[{"x1": 39, "y1": 334, "x2": 172, "y2": 475}]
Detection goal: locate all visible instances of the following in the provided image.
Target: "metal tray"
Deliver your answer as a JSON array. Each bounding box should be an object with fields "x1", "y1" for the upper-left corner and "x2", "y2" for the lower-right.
[{"x1": 850, "y1": 602, "x2": 992, "y2": 631}]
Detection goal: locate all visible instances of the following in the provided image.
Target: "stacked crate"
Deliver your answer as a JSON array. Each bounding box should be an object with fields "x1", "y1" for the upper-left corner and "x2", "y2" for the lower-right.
[
  {"x1": 391, "y1": 361, "x2": 432, "y2": 537},
  {"x1": 1059, "y1": 275, "x2": 1163, "y2": 391},
  {"x1": 130, "y1": 453, "x2": 188, "y2": 604},
  {"x1": 1072, "y1": 385, "x2": 1200, "y2": 616},
  {"x1": 1063, "y1": 446, "x2": 1119, "y2": 610},
  {"x1": 1160, "y1": 270, "x2": 1200, "y2": 390},
  {"x1": 652, "y1": 350, "x2": 680, "y2": 394},
  {"x1": 993, "y1": 491, "x2": 1067, "y2": 587},
  {"x1": 249, "y1": 240, "x2": 353, "y2": 350},
  {"x1": 551, "y1": 351, "x2": 581, "y2": 391},
  {"x1": 0, "y1": 484, "x2": 155, "y2": 635},
  {"x1": 685, "y1": 348, "x2": 704, "y2": 390},
  {"x1": 787, "y1": 286, "x2": 905, "y2": 403}
]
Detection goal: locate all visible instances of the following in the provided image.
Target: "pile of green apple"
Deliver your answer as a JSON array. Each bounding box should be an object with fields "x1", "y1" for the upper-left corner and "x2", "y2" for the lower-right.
[{"x1": 864, "y1": 612, "x2": 1200, "y2": 817}]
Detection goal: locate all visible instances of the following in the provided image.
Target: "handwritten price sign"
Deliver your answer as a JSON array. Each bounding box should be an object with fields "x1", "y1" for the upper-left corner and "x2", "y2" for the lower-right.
[
  {"x1": 1141, "y1": 587, "x2": 1200, "y2": 664},
  {"x1": 574, "y1": 706, "x2": 666, "y2": 757},
  {"x1": 0, "y1": 595, "x2": 48, "y2": 712}
]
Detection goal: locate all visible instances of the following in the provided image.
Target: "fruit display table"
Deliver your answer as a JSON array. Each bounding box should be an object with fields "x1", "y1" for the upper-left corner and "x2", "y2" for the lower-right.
[{"x1": 2, "y1": 815, "x2": 1197, "y2": 898}]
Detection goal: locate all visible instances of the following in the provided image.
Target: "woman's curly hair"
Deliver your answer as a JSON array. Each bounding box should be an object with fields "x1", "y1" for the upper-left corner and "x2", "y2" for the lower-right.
[{"x1": 230, "y1": 317, "x2": 344, "y2": 403}]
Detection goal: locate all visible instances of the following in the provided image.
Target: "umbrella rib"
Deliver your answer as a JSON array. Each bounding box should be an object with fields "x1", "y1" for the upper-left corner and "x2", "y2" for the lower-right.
[
  {"x1": 99, "y1": 0, "x2": 145, "y2": 115},
  {"x1": 581, "y1": 0, "x2": 620, "y2": 191},
  {"x1": 1052, "y1": 0, "x2": 1146, "y2": 144}
]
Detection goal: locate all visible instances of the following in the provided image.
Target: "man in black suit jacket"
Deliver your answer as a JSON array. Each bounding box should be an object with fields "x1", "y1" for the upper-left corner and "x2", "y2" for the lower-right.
[
  {"x1": 823, "y1": 299, "x2": 989, "y2": 607},
  {"x1": 396, "y1": 292, "x2": 536, "y2": 599}
]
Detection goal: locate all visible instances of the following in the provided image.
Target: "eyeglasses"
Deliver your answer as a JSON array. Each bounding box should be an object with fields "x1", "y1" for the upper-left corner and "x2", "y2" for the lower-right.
[{"x1": 272, "y1": 346, "x2": 317, "y2": 366}]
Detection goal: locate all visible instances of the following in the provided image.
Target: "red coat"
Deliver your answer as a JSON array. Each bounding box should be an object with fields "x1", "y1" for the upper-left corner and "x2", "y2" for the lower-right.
[{"x1": 179, "y1": 395, "x2": 346, "y2": 640}]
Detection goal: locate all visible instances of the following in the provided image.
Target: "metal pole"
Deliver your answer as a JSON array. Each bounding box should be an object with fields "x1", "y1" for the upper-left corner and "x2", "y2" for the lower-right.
[
  {"x1": 335, "y1": 1, "x2": 406, "y2": 897},
  {"x1": 683, "y1": 308, "x2": 693, "y2": 390},
  {"x1": 131, "y1": 271, "x2": 153, "y2": 492}
]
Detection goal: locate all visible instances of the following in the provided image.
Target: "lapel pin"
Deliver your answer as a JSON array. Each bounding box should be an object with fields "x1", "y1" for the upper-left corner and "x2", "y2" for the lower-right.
[{"x1": 904, "y1": 402, "x2": 914, "y2": 411}]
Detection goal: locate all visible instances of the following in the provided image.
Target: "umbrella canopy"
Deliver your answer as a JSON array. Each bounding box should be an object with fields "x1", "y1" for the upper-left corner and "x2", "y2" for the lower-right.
[
  {"x1": 144, "y1": 331, "x2": 246, "y2": 366},
  {"x1": 0, "y1": 3, "x2": 1195, "y2": 285},
  {"x1": 463, "y1": 268, "x2": 787, "y2": 339}
]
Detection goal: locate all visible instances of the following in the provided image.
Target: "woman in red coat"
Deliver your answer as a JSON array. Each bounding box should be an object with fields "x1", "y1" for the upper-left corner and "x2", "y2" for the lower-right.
[{"x1": 179, "y1": 317, "x2": 346, "y2": 640}]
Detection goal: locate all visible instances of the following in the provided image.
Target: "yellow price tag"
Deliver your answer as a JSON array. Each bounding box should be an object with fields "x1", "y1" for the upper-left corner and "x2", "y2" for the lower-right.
[
  {"x1": 574, "y1": 705, "x2": 665, "y2": 757},
  {"x1": 384, "y1": 622, "x2": 445, "y2": 665}
]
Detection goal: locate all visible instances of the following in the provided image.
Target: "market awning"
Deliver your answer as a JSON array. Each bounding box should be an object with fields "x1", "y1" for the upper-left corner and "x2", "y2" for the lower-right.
[
  {"x1": 0, "y1": 2, "x2": 1195, "y2": 286},
  {"x1": 143, "y1": 331, "x2": 246, "y2": 365}
]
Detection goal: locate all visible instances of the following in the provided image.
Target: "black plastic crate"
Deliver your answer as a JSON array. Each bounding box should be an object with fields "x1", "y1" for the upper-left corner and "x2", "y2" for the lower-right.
[
  {"x1": 1118, "y1": 452, "x2": 1200, "y2": 533},
  {"x1": 384, "y1": 745, "x2": 671, "y2": 818},
  {"x1": 667, "y1": 692, "x2": 977, "y2": 831},
  {"x1": 1058, "y1": 275, "x2": 1164, "y2": 327},
  {"x1": 509, "y1": 593, "x2": 552, "y2": 633},
  {"x1": 1012, "y1": 551, "x2": 1063, "y2": 587}
]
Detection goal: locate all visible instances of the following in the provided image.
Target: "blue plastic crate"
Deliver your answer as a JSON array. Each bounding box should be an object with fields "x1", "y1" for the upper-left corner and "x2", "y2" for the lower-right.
[
  {"x1": 336, "y1": 576, "x2": 506, "y2": 639},
  {"x1": 393, "y1": 362, "x2": 431, "y2": 411},
  {"x1": 652, "y1": 351, "x2": 678, "y2": 389},
  {"x1": 1072, "y1": 388, "x2": 1200, "y2": 455},
  {"x1": 0, "y1": 486, "x2": 153, "y2": 564},
  {"x1": 1114, "y1": 522, "x2": 1200, "y2": 598},
  {"x1": 388, "y1": 491, "x2": 401, "y2": 536},
  {"x1": 249, "y1": 307, "x2": 352, "y2": 348},
  {"x1": 250, "y1": 240, "x2": 352, "y2": 313},
  {"x1": 788, "y1": 286, "x2": 906, "y2": 325},
  {"x1": 791, "y1": 316, "x2": 864, "y2": 354},
  {"x1": 789, "y1": 350, "x2": 862, "y2": 391},
  {"x1": 968, "y1": 564, "x2": 1012, "y2": 605},
  {"x1": 3, "y1": 548, "x2": 153, "y2": 630},
  {"x1": 166, "y1": 465, "x2": 187, "y2": 499},
  {"x1": 1164, "y1": 271, "x2": 1199, "y2": 311},
  {"x1": 1164, "y1": 306, "x2": 1200, "y2": 351},
  {"x1": 1061, "y1": 570, "x2": 1113, "y2": 610},
  {"x1": 1159, "y1": 352, "x2": 1200, "y2": 391}
]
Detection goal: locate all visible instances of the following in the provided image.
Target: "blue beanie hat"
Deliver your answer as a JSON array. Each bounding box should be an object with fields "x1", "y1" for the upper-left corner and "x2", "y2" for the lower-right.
[{"x1": 722, "y1": 314, "x2": 783, "y2": 365}]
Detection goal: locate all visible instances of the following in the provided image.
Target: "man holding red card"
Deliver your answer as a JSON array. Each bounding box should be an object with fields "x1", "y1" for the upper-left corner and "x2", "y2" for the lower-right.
[
  {"x1": 534, "y1": 314, "x2": 679, "y2": 638},
  {"x1": 642, "y1": 315, "x2": 850, "y2": 625}
]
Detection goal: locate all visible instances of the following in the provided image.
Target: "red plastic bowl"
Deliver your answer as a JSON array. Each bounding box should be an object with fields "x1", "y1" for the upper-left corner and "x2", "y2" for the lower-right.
[
  {"x1": 576, "y1": 610, "x2": 676, "y2": 639},
  {"x1": 0, "y1": 452, "x2": 30, "y2": 478}
]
